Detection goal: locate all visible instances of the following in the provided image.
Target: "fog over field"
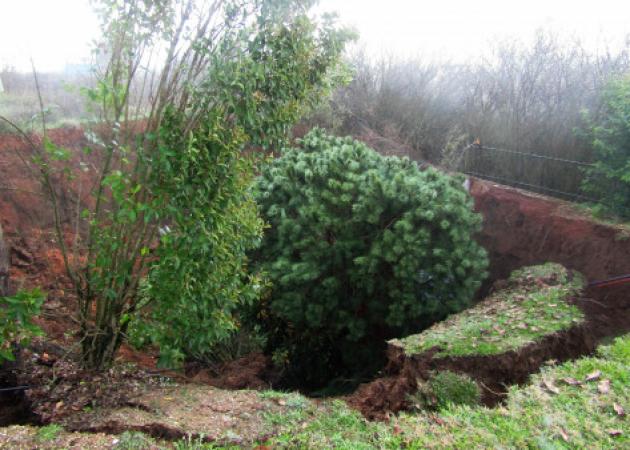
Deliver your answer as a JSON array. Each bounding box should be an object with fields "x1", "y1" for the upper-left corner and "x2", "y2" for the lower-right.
[{"x1": 1, "y1": 0, "x2": 629, "y2": 71}]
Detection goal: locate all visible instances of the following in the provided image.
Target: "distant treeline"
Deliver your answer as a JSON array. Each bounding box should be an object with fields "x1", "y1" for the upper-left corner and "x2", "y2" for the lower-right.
[{"x1": 304, "y1": 30, "x2": 630, "y2": 198}]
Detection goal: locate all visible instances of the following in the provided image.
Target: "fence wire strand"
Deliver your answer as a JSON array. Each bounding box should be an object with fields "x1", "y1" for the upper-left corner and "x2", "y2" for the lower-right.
[
  {"x1": 460, "y1": 143, "x2": 630, "y2": 215},
  {"x1": 469, "y1": 144, "x2": 594, "y2": 167},
  {"x1": 462, "y1": 170, "x2": 596, "y2": 202}
]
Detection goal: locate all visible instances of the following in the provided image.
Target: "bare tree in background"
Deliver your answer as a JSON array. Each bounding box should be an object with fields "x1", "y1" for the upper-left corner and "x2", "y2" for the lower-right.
[{"x1": 306, "y1": 29, "x2": 630, "y2": 197}]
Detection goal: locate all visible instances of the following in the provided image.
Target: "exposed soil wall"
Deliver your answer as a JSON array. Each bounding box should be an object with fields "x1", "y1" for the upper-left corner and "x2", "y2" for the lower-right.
[
  {"x1": 0, "y1": 128, "x2": 89, "y2": 232},
  {"x1": 470, "y1": 178, "x2": 630, "y2": 340},
  {"x1": 470, "y1": 178, "x2": 630, "y2": 283}
]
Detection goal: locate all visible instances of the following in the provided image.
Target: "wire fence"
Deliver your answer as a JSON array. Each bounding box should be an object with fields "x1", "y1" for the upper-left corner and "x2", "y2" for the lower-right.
[{"x1": 458, "y1": 143, "x2": 596, "y2": 202}]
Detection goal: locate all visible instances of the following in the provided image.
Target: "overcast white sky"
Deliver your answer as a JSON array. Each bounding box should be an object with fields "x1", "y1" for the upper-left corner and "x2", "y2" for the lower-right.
[{"x1": 1, "y1": 0, "x2": 629, "y2": 72}]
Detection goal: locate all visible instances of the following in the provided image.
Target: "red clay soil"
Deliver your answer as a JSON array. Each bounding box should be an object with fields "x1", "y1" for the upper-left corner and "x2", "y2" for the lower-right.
[
  {"x1": 0, "y1": 127, "x2": 96, "y2": 231},
  {"x1": 470, "y1": 179, "x2": 630, "y2": 283},
  {"x1": 347, "y1": 179, "x2": 630, "y2": 420},
  {"x1": 187, "y1": 353, "x2": 278, "y2": 390},
  {"x1": 0, "y1": 127, "x2": 159, "y2": 367}
]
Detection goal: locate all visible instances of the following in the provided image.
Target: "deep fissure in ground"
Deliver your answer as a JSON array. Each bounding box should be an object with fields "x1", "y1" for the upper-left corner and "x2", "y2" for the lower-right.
[{"x1": 0, "y1": 363, "x2": 38, "y2": 426}]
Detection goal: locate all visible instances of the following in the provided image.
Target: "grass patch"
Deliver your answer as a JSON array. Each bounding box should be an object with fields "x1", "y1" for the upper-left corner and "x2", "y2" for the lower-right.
[
  {"x1": 408, "y1": 371, "x2": 481, "y2": 411},
  {"x1": 391, "y1": 263, "x2": 585, "y2": 358},
  {"x1": 396, "y1": 333, "x2": 630, "y2": 449},
  {"x1": 35, "y1": 424, "x2": 63, "y2": 442},
  {"x1": 264, "y1": 399, "x2": 406, "y2": 449}
]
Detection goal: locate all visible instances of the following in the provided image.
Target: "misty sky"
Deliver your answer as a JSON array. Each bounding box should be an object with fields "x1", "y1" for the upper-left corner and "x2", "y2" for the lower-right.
[{"x1": 1, "y1": 0, "x2": 629, "y2": 72}]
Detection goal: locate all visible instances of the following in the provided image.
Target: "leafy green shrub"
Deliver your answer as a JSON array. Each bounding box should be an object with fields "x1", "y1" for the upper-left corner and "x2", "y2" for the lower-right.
[
  {"x1": 11, "y1": 0, "x2": 353, "y2": 370},
  {"x1": 254, "y1": 130, "x2": 488, "y2": 386},
  {"x1": 581, "y1": 75, "x2": 630, "y2": 219},
  {"x1": 0, "y1": 289, "x2": 44, "y2": 363},
  {"x1": 409, "y1": 371, "x2": 481, "y2": 411}
]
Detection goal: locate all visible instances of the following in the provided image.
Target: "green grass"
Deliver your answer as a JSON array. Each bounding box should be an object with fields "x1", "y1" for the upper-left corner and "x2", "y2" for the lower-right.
[
  {"x1": 35, "y1": 424, "x2": 63, "y2": 442},
  {"x1": 572, "y1": 202, "x2": 630, "y2": 230},
  {"x1": 261, "y1": 334, "x2": 630, "y2": 449},
  {"x1": 409, "y1": 371, "x2": 481, "y2": 411},
  {"x1": 390, "y1": 263, "x2": 585, "y2": 358},
  {"x1": 263, "y1": 399, "x2": 406, "y2": 449}
]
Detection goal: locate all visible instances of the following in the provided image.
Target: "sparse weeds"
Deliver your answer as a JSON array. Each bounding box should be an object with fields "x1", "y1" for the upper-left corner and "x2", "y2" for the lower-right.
[
  {"x1": 114, "y1": 431, "x2": 157, "y2": 449},
  {"x1": 263, "y1": 392, "x2": 314, "y2": 427}
]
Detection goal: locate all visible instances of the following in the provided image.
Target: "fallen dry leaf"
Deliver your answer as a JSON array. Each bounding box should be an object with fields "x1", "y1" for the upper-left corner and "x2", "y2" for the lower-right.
[
  {"x1": 608, "y1": 429, "x2": 623, "y2": 437},
  {"x1": 431, "y1": 414, "x2": 446, "y2": 426},
  {"x1": 559, "y1": 428, "x2": 570, "y2": 442},
  {"x1": 562, "y1": 377, "x2": 581, "y2": 386},
  {"x1": 585, "y1": 370, "x2": 601, "y2": 382},
  {"x1": 613, "y1": 403, "x2": 625, "y2": 417},
  {"x1": 598, "y1": 379, "x2": 611, "y2": 394},
  {"x1": 542, "y1": 380, "x2": 560, "y2": 395}
]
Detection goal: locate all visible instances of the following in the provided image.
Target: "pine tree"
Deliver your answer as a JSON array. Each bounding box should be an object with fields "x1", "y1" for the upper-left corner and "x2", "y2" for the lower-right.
[{"x1": 254, "y1": 129, "x2": 488, "y2": 386}]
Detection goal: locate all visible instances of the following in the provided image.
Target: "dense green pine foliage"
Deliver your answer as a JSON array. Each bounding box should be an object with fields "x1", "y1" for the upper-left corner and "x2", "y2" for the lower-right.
[
  {"x1": 581, "y1": 75, "x2": 630, "y2": 219},
  {"x1": 254, "y1": 130, "x2": 488, "y2": 386}
]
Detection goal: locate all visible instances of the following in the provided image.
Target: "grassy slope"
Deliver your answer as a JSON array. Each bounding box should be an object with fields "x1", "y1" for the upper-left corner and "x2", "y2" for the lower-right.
[
  {"x1": 264, "y1": 334, "x2": 629, "y2": 449},
  {"x1": 390, "y1": 263, "x2": 585, "y2": 358},
  {"x1": 1, "y1": 334, "x2": 628, "y2": 448}
]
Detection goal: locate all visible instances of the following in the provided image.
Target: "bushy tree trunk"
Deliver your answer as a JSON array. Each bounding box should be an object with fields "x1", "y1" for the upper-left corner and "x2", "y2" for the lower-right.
[{"x1": 0, "y1": 224, "x2": 8, "y2": 297}]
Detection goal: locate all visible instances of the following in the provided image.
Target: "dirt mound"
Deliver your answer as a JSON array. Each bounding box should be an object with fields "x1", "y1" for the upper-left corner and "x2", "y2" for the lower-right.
[
  {"x1": 62, "y1": 385, "x2": 293, "y2": 446},
  {"x1": 348, "y1": 304, "x2": 595, "y2": 420},
  {"x1": 8, "y1": 340, "x2": 160, "y2": 424},
  {"x1": 188, "y1": 353, "x2": 278, "y2": 390}
]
